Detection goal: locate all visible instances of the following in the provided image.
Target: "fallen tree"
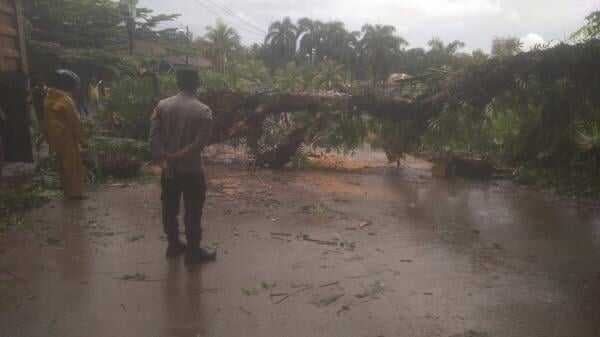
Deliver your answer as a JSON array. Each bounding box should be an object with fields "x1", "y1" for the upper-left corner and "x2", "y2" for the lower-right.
[{"x1": 196, "y1": 40, "x2": 600, "y2": 169}]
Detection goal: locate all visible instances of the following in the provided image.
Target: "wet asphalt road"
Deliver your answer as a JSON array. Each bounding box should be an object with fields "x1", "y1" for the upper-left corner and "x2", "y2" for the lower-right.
[{"x1": 1, "y1": 164, "x2": 600, "y2": 337}]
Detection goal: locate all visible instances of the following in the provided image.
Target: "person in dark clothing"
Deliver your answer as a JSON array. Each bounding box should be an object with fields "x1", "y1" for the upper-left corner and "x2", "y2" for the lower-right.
[{"x1": 150, "y1": 68, "x2": 215, "y2": 265}]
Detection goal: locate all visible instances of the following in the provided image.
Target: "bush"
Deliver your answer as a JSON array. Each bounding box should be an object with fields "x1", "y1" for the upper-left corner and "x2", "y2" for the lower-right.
[
  {"x1": 104, "y1": 74, "x2": 178, "y2": 140},
  {"x1": 0, "y1": 185, "x2": 50, "y2": 232},
  {"x1": 88, "y1": 136, "x2": 149, "y2": 179},
  {"x1": 199, "y1": 70, "x2": 231, "y2": 91}
]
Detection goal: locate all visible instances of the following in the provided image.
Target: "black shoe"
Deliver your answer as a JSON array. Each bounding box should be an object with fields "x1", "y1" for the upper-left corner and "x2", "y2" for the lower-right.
[
  {"x1": 166, "y1": 242, "x2": 187, "y2": 258},
  {"x1": 184, "y1": 247, "x2": 217, "y2": 265}
]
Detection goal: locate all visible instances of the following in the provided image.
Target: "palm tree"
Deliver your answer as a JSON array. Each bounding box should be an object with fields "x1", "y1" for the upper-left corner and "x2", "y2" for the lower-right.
[
  {"x1": 274, "y1": 62, "x2": 305, "y2": 91},
  {"x1": 398, "y1": 47, "x2": 427, "y2": 75},
  {"x1": 320, "y1": 22, "x2": 359, "y2": 80},
  {"x1": 297, "y1": 18, "x2": 324, "y2": 65},
  {"x1": 320, "y1": 22, "x2": 352, "y2": 59},
  {"x1": 426, "y1": 37, "x2": 466, "y2": 67},
  {"x1": 359, "y1": 24, "x2": 407, "y2": 83},
  {"x1": 313, "y1": 59, "x2": 345, "y2": 90},
  {"x1": 297, "y1": 19, "x2": 359, "y2": 80},
  {"x1": 229, "y1": 59, "x2": 271, "y2": 91},
  {"x1": 265, "y1": 17, "x2": 298, "y2": 68},
  {"x1": 205, "y1": 20, "x2": 241, "y2": 73},
  {"x1": 491, "y1": 37, "x2": 521, "y2": 59},
  {"x1": 471, "y1": 49, "x2": 489, "y2": 65},
  {"x1": 427, "y1": 37, "x2": 466, "y2": 55},
  {"x1": 571, "y1": 10, "x2": 600, "y2": 42}
]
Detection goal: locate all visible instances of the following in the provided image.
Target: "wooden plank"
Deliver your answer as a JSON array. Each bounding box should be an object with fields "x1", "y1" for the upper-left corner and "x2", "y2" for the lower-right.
[
  {"x1": 0, "y1": 12, "x2": 13, "y2": 26},
  {"x1": 0, "y1": 24, "x2": 17, "y2": 37},
  {"x1": 0, "y1": 3, "x2": 14, "y2": 15},
  {"x1": 14, "y1": 0, "x2": 26, "y2": 73},
  {"x1": 3, "y1": 56, "x2": 17, "y2": 71},
  {"x1": 0, "y1": 46, "x2": 19, "y2": 57},
  {"x1": 0, "y1": 35, "x2": 16, "y2": 50},
  {"x1": 0, "y1": 0, "x2": 7, "y2": 71},
  {"x1": 0, "y1": 57, "x2": 19, "y2": 72},
  {"x1": 0, "y1": 0, "x2": 14, "y2": 15}
]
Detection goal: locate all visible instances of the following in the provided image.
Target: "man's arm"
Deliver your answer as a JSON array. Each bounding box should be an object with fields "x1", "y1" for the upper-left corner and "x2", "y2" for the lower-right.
[
  {"x1": 149, "y1": 107, "x2": 165, "y2": 163},
  {"x1": 64, "y1": 96, "x2": 84, "y2": 146},
  {"x1": 168, "y1": 111, "x2": 213, "y2": 160}
]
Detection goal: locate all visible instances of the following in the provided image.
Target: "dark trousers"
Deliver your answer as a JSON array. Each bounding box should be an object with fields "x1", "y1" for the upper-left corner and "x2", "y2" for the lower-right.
[{"x1": 161, "y1": 171, "x2": 206, "y2": 248}]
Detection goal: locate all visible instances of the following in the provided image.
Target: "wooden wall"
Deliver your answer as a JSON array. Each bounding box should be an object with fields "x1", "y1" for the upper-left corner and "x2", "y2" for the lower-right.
[
  {"x1": 0, "y1": 0, "x2": 32, "y2": 162},
  {"x1": 0, "y1": 0, "x2": 27, "y2": 74}
]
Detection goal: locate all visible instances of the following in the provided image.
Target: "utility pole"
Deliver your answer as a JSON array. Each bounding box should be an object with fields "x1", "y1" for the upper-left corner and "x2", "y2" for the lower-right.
[
  {"x1": 185, "y1": 26, "x2": 191, "y2": 65},
  {"x1": 123, "y1": 0, "x2": 137, "y2": 55}
]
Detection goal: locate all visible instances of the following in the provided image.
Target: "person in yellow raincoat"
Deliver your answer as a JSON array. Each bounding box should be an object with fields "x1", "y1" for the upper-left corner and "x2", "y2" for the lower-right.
[{"x1": 43, "y1": 70, "x2": 85, "y2": 199}]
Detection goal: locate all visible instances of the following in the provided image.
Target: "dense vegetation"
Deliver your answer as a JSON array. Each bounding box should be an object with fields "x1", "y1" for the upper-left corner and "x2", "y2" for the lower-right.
[{"x1": 21, "y1": 1, "x2": 600, "y2": 196}]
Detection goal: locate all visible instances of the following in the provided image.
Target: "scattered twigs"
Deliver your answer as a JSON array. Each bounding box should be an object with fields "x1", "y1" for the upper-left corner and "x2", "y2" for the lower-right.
[
  {"x1": 336, "y1": 305, "x2": 350, "y2": 315},
  {"x1": 319, "y1": 281, "x2": 340, "y2": 288},
  {"x1": 358, "y1": 221, "x2": 371, "y2": 229},
  {"x1": 239, "y1": 306, "x2": 252, "y2": 316},
  {"x1": 113, "y1": 273, "x2": 163, "y2": 282},
  {"x1": 301, "y1": 234, "x2": 338, "y2": 246},
  {"x1": 1, "y1": 270, "x2": 27, "y2": 282},
  {"x1": 271, "y1": 232, "x2": 293, "y2": 242},
  {"x1": 113, "y1": 277, "x2": 163, "y2": 282},
  {"x1": 270, "y1": 232, "x2": 292, "y2": 237},
  {"x1": 272, "y1": 285, "x2": 313, "y2": 304},
  {"x1": 269, "y1": 292, "x2": 289, "y2": 297}
]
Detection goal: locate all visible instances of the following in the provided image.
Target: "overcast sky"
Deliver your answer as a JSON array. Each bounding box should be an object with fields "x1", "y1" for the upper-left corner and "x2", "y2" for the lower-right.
[{"x1": 138, "y1": 0, "x2": 599, "y2": 52}]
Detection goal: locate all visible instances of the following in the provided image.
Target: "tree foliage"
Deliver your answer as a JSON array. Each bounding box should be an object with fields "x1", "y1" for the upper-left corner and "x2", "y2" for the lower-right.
[
  {"x1": 24, "y1": 0, "x2": 179, "y2": 82},
  {"x1": 264, "y1": 17, "x2": 298, "y2": 68},
  {"x1": 312, "y1": 60, "x2": 345, "y2": 90},
  {"x1": 359, "y1": 24, "x2": 408, "y2": 82},
  {"x1": 204, "y1": 20, "x2": 241, "y2": 73},
  {"x1": 24, "y1": 2, "x2": 600, "y2": 190},
  {"x1": 572, "y1": 11, "x2": 600, "y2": 42},
  {"x1": 25, "y1": 0, "x2": 178, "y2": 49},
  {"x1": 491, "y1": 37, "x2": 522, "y2": 59}
]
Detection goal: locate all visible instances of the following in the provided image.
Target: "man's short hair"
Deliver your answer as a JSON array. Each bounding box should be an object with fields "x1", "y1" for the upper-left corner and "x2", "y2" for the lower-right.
[{"x1": 176, "y1": 68, "x2": 200, "y2": 92}]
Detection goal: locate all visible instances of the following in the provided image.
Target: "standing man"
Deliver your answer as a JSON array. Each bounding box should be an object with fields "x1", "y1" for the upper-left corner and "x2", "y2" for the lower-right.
[
  {"x1": 43, "y1": 70, "x2": 86, "y2": 200},
  {"x1": 150, "y1": 68, "x2": 215, "y2": 265},
  {"x1": 88, "y1": 78, "x2": 99, "y2": 116}
]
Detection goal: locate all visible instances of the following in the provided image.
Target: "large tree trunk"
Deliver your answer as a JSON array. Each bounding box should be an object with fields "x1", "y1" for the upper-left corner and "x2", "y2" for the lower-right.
[
  {"x1": 199, "y1": 90, "x2": 418, "y2": 146},
  {"x1": 254, "y1": 127, "x2": 309, "y2": 169}
]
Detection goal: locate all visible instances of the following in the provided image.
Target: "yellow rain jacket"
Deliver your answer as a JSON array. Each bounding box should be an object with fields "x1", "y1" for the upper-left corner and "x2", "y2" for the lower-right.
[{"x1": 43, "y1": 88, "x2": 85, "y2": 198}]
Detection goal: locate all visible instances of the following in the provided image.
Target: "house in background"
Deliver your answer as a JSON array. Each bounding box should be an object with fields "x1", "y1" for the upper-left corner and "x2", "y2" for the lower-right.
[{"x1": 134, "y1": 40, "x2": 213, "y2": 73}]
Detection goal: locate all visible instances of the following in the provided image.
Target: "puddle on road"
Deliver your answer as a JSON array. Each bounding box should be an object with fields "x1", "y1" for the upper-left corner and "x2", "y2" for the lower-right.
[{"x1": 3, "y1": 158, "x2": 600, "y2": 337}]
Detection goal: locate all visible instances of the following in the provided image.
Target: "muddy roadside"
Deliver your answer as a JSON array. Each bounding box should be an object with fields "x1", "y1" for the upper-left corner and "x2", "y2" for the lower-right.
[{"x1": 1, "y1": 160, "x2": 600, "y2": 337}]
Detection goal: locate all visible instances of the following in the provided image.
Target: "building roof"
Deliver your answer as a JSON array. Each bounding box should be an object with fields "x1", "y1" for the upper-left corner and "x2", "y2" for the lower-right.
[{"x1": 134, "y1": 40, "x2": 213, "y2": 69}]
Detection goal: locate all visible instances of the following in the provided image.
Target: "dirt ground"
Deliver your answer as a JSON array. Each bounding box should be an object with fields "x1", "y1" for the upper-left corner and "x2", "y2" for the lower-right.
[{"x1": 1, "y1": 155, "x2": 600, "y2": 337}]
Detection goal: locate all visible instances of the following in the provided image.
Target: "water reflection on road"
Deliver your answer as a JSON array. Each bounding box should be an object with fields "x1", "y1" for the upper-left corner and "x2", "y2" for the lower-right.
[{"x1": 1, "y1": 163, "x2": 600, "y2": 337}]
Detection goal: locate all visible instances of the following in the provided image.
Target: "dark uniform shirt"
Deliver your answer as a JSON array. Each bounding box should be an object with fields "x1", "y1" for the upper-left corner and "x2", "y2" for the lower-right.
[{"x1": 150, "y1": 92, "x2": 213, "y2": 174}]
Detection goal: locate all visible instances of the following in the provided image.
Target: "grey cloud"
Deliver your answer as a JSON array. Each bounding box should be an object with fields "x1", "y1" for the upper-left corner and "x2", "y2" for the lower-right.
[{"x1": 139, "y1": 0, "x2": 597, "y2": 51}]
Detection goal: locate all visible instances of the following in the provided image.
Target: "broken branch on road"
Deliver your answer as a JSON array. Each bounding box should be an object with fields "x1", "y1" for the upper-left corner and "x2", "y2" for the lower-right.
[{"x1": 272, "y1": 285, "x2": 314, "y2": 304}]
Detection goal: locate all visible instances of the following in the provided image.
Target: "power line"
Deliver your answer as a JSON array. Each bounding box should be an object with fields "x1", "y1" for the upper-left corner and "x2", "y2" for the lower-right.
[
  {"x1": 190, "y1": 0, "x2": 266, "y2": 45},
  {"x1": 203, "y1": 0, "x2": 267, "y2": 35},
  {"x1": 192, "y1": 2, "x2": 264, "y2": 46},
  {"x1": 194, "y1": 0, "x2": 267, "y2": 42},
  {"x1": 199, "y1": 0, "x2": 267, "y2": 36}
]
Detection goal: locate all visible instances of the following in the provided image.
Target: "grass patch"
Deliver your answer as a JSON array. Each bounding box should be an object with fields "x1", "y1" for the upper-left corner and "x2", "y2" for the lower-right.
[
  {"x1": 0, "y1": 184, "x2": 53, "y2": 233},
  {"x1": 515, "y1": 166, "x2": 600, "y2": 199}
]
